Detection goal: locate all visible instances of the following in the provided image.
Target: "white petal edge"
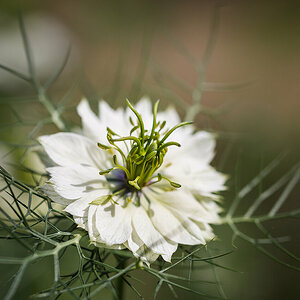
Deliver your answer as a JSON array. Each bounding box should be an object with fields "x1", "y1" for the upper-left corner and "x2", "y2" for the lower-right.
[{"x1": 38, "y1": 132, "x2": 107, "y2": 168}]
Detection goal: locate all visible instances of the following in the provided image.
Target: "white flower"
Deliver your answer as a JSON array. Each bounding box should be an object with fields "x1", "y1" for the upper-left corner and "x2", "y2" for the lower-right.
[{"x1": 38, "y1": 98, "x2": 226, "y2": 264}]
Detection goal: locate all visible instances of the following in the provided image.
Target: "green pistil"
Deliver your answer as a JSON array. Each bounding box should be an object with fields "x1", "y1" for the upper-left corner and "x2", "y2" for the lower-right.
[
  {"x1": 128, "y1": 176, "x2": 141, "y2": 190},
  {"x1": 97, "y1": 100, "x2": 192, "y2": 205}
]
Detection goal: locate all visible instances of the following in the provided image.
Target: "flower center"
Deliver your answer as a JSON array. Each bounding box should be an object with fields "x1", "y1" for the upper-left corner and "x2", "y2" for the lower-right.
[{"x1": 93, "y1": 100, "x2": 192, "y2": 206}]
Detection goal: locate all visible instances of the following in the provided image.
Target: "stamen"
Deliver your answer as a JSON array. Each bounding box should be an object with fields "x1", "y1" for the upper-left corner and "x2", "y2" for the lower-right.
[
  {"x1": 159, "y1": 120, "x2": 166, "y2": 131},
  {"x1": 157, "y1": 141, "x2": 181, "y2": 152},
  {"x1": 145, "y1": 151, "x2": 157, "y2": 162},
  {"x1": 129, "y1": 116, "x2": 135, "y2": 126},
  {"x1": 106, "y1": 133, "x2": 127, "y2": 163},
  {"x1": 160, "y1": 175, "x2": 181, "y2": 188},
  {"x1": 130, "y1": 125, "x2": 140, "y2": 136},
  {"x1": 146, "y1": 100, "x2": 159, "y2": 149},
  {"x1": 99, "y1": 168, "x2": 114, "y2": 175},
  {"x1": 147, "y1": 173, "x2": 162, "y2": 186},
  {"x1": 97, "y1": 142, "x2": 111, "y2": 150},
  {"x1": 158, "y1": 121, "x2": 193, "y2": 146},
  {"x1": 107, "y1": 127, "x2": 119, "y2": 136},
  {"x1": 111, "y1": 136, "x2": 142, "y2": 155},
  {"x1": 126, "y1": 99, "x2": 145, "y2": 142},
  {"x1": 90, "y1": 195, "x2": 113, "y2": 205}
]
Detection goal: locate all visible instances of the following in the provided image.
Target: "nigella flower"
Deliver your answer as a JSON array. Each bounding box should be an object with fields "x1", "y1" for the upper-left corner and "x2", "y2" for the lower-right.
[{"x1": 38, "y1": 98, "x2": 226, "y2": 264}]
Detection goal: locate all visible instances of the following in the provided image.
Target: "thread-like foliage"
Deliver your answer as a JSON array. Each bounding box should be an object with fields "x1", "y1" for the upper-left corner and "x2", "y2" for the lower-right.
[{"x1": 0, "y1": 4, "x2": 299, "y2": 300}]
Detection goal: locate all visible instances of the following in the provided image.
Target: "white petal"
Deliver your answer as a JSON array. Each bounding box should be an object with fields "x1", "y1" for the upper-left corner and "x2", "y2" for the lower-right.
[
  {"x1": 163, "y1": 131, "x2": 216, "y2": 173},
  {"x1": 39, "y1": 133, "x2": 108, "y2": 168},
  {"x1": 162, "y1": 252, "x2": 173, "y2": 263},
  {"x1": 171, "y1": 167, "x2": 226, "y2": 197},
  {"x1": 126, "y1": 232, "x2": 161, "y2": 265},
  {"x1": 47, "y1": 165, "x2": 103, "y2": 199},
  {"x1": 127, "y1": 227, "x2": 143, "y2": 254},
  {"x1": 127, "y1": 211, "x2": 177, "y2": 263},
  {"x1": 194, "y1": 221, "x2": 215, "y2": 240},
  {"x1": 64, "y1": 190, "x2": 106, "y2": 217},
  {"x1": 95, "y1": 241, "x2": 125, "y2": 250},
  {"x1": 134, "y1": 97, "x2": 153, "y2": 129},
  {"x1": 87, "y1": 205, "x2": 100, "y2": 242},
  {"x1": 170, "y1": 210, "x2": 207, "y2": 243},
  {"x1": 191, "y1": 167, "x2": 227, "y2": 193},
  {"x1": 157, "y1": 106, "x2": 181, "y2": 128},
  {"x1": 186, "y1": 131, "x2": 216, "y2": 161},
  {"x1": 135, "y1": 245, "x2": 160, "y2": 265},
  {"x1": 95, "y1": 202, "x2": 133, "y2": 245},
  {"x1": 149, "y1": 188, "x2": 218, "y2": 222},
  {"x1": 149, "y1": 197, "x2": 204, "y2": 245},
  {"x1": 132, "y1": 205, "x2": 177, "y2": 257},
  {"x1": 77, "y1": 99, "x2": 107, "y2": 143},
  {"x1": 99, "y1": 101, "x2": 131, "y2": 137},
  {"x1": 74, "y1": 216, "x2": 88, "y2": 230},
  {"x1": 42, "y1": 184, "x2": 73, "y2": 205}
]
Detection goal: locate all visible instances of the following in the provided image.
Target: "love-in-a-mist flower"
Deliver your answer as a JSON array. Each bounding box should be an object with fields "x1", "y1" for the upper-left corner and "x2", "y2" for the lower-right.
[{"x1": 38, "y1": 98, "x2": 226, "y2": 264}]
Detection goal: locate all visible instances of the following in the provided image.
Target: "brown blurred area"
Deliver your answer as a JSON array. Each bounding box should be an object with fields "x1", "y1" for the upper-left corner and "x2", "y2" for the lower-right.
[
  {"x1": 0, "y1": 0, "x2": 299, "y2": 299},
  {"x1": 1, "y1": 0, "x2": 299, "y2": 150}
]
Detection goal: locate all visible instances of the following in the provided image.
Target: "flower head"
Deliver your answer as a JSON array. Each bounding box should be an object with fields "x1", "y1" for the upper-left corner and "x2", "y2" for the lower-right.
[{"x1": 39, "y1": 98, "x2": 226, "y2": 264}]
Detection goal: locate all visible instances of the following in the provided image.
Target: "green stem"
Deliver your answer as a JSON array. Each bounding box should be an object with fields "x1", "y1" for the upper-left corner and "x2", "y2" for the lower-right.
[
  {"x1": 219, "y1": 208, "x2": 300, "y2": 225},
  {"x1": 18, "y1": 10, "x2": 67, "y2": 132},
  {"x1": 37, "y1": 88, "x2": 66, "y2": 131}
]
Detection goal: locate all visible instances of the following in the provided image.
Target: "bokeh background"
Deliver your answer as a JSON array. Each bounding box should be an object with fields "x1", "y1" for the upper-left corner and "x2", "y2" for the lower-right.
[{"x1": 0, "y1": 0, "x2": 299, "y2": 299}]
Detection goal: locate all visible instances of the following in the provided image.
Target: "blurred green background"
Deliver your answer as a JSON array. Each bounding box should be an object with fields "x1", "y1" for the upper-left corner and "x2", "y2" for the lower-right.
[{"x1": 0, "y1": 0, "x2": 299, "y2": 299}]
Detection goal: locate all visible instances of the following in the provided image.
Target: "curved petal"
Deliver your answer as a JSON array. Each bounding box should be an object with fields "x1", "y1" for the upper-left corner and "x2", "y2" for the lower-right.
[
  {"x1": 77, "y1": 99, "x2": 107, "y2": 143},
  {"x1": 74, "y1": 216, "x2": 88, "y2": 230},
  {"x1": 134, "y1": 97, "x2": 153, "y2": 129},
  {"x1": 185, "y1": 131, "x2": 216, "y2": 161},
  {"x1": 170, "y1": 166, "x2": 227, "y2": 196},
  {"x1": 99, "y1": 101, "x2": 131, "y2": 137},
  {"x1": 87, "y1": 206, "x2": 126, "y2": 250},
  {"x1": 136, "y1": 244, "x2": 160, "y2": 265},
  {"x1": 132, "y1": 204, "x2": 177, "y2": 257},
  {"x1": 148, "y1": 188, "x2": 219, "y2": 223},
  {"x1": 193, "y1": 221, "x2": 215, "y2": 240},
  {"x1": 95, "y1": 201, "x2": 133, "y2": 245},
  {"x1": 47, "y1": 165, "x2": 103, "y2": 199},
  {"x1": 87, "y1": 205, "x2": 100, "y2": 242},
  {"x1": 157, "y1": 106, "x2": 181, "y2": 128},
  {"x1": 96, "y1": 242, "x2": 125, "y2": 250},
  {"x1": 64, "y1": 189, "x2": 107, "y2": 217},
  {"x1": 39, "y1": 132, "x2": 108, "y2": 168},
  {"x1": 149, "y1": 197, "x2": 204, "y2": 245},
  {"x1": 42, "y1": 184, "x2": 73, "y2": 205},
  {"x1": 127, "y1": 227, "x2": 143, "y2": 254},
  {"x1": 163, "y1": 131, "x2": 216, "y2": 172},
  {"x1": 190, "y1": 167, "x2": 227, "y2": 193}
]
